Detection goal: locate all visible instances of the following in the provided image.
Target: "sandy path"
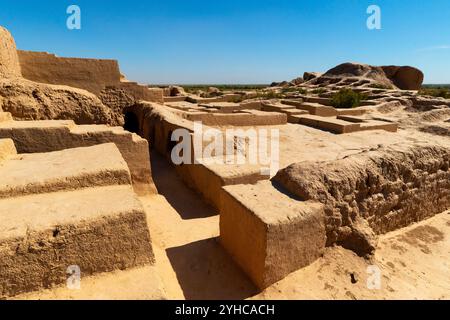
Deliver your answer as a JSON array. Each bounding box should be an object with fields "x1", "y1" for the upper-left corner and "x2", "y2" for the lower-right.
[{"x1": 143, "y1": 152, "x2": 257, "y2": 300}]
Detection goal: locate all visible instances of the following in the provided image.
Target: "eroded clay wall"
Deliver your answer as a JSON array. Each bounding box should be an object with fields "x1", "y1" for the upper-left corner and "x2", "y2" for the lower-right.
[
  {"x1": 17, "y1": 50, "x2": 121, "y2": 94},
  {"x1": 274, "y1": 144, "x2": 450, "y2": 254}
]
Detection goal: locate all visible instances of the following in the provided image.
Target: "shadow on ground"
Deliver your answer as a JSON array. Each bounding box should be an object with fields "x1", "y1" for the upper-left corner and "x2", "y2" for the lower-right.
[
  {"x1": 166, "y1": 237, "x2": 258, "y2": 300},
  {"x1": 151, "y1": 151, "x2": 217, "y2": 220}
]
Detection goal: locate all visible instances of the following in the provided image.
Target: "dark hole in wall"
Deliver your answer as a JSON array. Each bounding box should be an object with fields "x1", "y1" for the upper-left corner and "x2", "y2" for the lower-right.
[{"x1": 123, "y1": 111, "x2": 140, "y2": 134}]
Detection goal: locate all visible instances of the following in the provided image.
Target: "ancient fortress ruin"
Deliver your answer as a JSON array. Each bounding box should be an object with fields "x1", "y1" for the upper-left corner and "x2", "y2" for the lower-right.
[{"x1": 0, "y1": 26, "x2": 449, "y2": 299}]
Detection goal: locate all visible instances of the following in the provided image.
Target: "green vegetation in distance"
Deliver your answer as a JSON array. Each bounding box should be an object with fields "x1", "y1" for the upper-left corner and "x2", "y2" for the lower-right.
[
  {"x1": 422, "y1": 84, "x2": 450, "y2": 89},
  {"x1": 331, "y1": 88, "x2": 368, "y2": 109},
  {"x1": 180, "y1": 84, "x2": 268, "y2": 93},
  {"x1": 419, "y1": 85, "x2": 450, "y2": 99}
]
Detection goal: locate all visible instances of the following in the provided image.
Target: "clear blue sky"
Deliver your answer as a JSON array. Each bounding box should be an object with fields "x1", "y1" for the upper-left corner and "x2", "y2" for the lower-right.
[{"x1": 1, "y1": 0, "x2": 449, "y2": 84}]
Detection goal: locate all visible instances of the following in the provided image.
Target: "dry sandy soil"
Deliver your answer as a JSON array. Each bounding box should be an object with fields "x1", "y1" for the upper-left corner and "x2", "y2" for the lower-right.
[{"x1": 15, "y1": 152, "x2": 449, "y2": 300}]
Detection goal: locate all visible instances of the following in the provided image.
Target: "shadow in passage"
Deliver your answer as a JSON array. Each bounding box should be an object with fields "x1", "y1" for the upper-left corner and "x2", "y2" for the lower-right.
[
  {"x1": 150, "y1": 151, "x2": 218, "y2": 220},
  {"x1": 166, "y1": 237, "x2": 258, "y2": 300},
  {"x1": 123, "y1": 111, "x2": 140, "y2": 134}
]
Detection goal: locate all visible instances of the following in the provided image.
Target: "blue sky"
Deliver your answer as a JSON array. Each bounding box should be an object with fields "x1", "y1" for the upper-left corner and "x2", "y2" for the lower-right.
[{"x1": 1, "y1": 0, "x2": 449, "y2": 84}]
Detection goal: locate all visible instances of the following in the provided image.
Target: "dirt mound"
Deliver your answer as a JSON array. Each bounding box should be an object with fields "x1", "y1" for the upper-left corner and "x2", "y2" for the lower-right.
[
  {"x1": 308, "y1": 62, "x2": 424, "y2": 90},
  {"x1": 374, "y1": 101, "x2": 407, "y2": 113},
  {"x1": 419, "y1": 124, "x2": 450, "y2": 137},
  {"x1": 303, "y1": 72, "x2": 322, "y2": 81},
  {"x1": 324, "y1": 62, "x2": 393, "y2": 87},
  {"x1": 416, "y1": 108, "x2": 450, "y2": 122},
  {"x1": 273, "y1": 144, "x2": 450, "y2": 256},
  {"x1": 381, "y1": 65, "x2": 424, "y2": 91}
]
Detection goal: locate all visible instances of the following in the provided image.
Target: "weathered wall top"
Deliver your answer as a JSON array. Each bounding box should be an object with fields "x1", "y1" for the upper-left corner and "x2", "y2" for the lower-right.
[
  {"x1": 0, "y1": 26, "x2": 22, "y2": 78},
  {"x1": 17, "y1": 50, "x2": 121, "y2": 95}
]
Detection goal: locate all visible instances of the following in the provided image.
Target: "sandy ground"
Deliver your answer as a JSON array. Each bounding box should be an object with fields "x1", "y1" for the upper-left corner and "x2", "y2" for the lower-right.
[
  {"x1": 276, "y1": 124, "x2": 450, "y2": 168},
  {"x1": 255, "y1": 211, "x2": 450, "y2": 300},
  {"x1": 14, "y1": 266, "x2": 166, "y2": 300},
  {"x1": 14, "y1": 151, "x2": 450, "y2": 300},
  {"x1": 143, "y1": 153, "x2": 257, "y2": 300}
]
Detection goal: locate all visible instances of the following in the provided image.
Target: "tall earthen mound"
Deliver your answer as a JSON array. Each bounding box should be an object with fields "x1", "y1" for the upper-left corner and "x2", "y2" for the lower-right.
[
  {"x1": 381, "y1": 65, "x2": 424, "y2": 91},
  {"x1": 309, "y1": 62, "x2": 424, "y2": 90},
  {"x1": 0, "y1": 26, "x2": 21, "y2": 78},
  {"x1": 324, "y1": 63, "x2": 391, "y2": 87},
  {"x1": 274, "y1": 144, "x2": 450, "y2": 255}
]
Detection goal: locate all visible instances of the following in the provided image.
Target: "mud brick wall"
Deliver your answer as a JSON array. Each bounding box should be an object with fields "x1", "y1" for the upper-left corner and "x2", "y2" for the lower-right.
[{"x1": 17, "y1": 50, "x2": 121, "y2": 95}]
